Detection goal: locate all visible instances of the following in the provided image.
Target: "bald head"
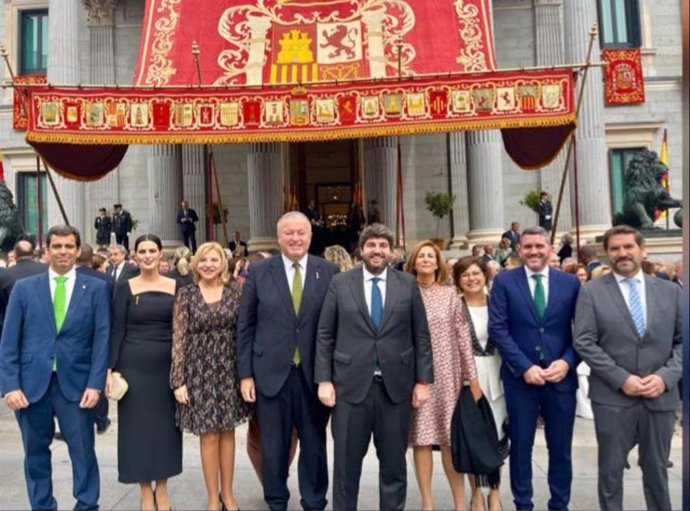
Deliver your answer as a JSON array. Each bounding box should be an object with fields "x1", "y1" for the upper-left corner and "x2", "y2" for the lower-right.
[{"x1": 14, "y1": 240, "x2": 35, "y2": 260}]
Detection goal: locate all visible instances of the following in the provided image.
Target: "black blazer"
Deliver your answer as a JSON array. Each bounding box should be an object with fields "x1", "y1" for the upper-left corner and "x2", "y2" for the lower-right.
[
  {"x1": 237, "y1": 254, "x2": 339, "y2": 398},
  {"x1": 176, "y1": 208, "x2": 199, "y2": 234},
  {"x1": 315, "y1": 268, "x2": 433, "y2": 404},
  {"x1": 228, "y1": 240, "x2": 249, "y2": 257}
]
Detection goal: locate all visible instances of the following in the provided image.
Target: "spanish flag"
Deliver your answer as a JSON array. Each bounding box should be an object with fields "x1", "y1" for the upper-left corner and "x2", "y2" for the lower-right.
[
  {"x1": 0, "y1": 150, "x2": 4, "y2": 181},
  {"x1": 656, "y1": 129, "x2": 669, "y2": 219}
]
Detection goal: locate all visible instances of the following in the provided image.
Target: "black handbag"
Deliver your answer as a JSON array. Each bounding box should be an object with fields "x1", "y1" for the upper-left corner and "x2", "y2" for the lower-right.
[{"x1": 450, "y1": 386, "x2": 503, "y2": 475}]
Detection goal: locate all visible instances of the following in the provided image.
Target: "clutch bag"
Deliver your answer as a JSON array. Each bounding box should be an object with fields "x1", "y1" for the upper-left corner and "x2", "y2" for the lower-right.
[{"x1": 109, "y1": 371, "x2": 129, "y2": 401}]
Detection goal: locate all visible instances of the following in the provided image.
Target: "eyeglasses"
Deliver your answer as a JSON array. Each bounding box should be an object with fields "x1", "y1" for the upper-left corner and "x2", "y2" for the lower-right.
[{"x1": 460, "y1": 271, "x2": 484, "y2": 279}]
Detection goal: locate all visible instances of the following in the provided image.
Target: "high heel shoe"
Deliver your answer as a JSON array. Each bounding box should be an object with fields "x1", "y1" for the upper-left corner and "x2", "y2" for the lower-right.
[{"x1": 219, "y1": 494, "x2": 227, "y2": 511}]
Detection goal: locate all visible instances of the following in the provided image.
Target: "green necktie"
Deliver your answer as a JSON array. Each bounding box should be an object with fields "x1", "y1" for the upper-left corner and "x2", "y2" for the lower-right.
[
  {"x1": 54, "y1": 276, "x2": 67, "y2": 332},
  {"x1": 292, "y1": 263, "x2": 302, "y2": 365},
  {"x1": 532, "y1": 274, "x2": 545, "y2": 322},
  {"x1": 53, "y1": 276, "x2": 67, "y2": 371}
]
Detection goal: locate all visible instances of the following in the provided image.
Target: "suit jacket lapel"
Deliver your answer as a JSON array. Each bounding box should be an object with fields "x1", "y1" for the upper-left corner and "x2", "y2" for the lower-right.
[
  {"x1": 37, "y1": 273, "x2": 57, "y2": 336},
  {"x1": 543, "y1": 268, "x2": 559, "y2": 319},
  {"x1": 515, "y1": 270, "x2": 539, "y2": 323},
  {"x1": 348, "y1": 269, "x2": 376, "y2": 333},
  {"x1": 63, "y1": 272, "x2": 87, "y2": 328},
  {"x1": 603, "y1": 274, "x2": 641, "y2": 340},
  {"x1": 270, "y1": 256, "x2": 297, "y2": 318},
  {"x1": 641, "y1": 274, "x2": 656, "y2": 340},
  {"x1": 299, "y1": 256, "x2": 319, "y2": 321},
  {"x1": 378, "y1": 270, "x2": 399, "y2": 333}
]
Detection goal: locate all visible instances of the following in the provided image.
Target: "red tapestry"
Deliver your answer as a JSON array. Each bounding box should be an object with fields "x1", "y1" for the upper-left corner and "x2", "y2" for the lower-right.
[
  {"x1": 134, "y1": 0, "x2": 497, "y2": 87},
  {"x1": 23, "y1": 70, "x2": 575, "y2": 144},
  {"x1": 13, "y1": 75, "x2": 47, "y2": 130},
  {"x1": 602, "y1": 48, "x2": 645, "y2": 105}
]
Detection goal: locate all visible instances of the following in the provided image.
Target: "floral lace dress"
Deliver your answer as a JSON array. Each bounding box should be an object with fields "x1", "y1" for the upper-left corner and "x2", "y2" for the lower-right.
[{"x1": 171, "y1": 283, "x2": 252, "y2": 434}]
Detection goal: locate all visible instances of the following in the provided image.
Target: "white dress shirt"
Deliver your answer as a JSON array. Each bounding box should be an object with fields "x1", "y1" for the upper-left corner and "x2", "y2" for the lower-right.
[
  {"x1": 524, "y1": 266, "x2": 550, "y2": 306},
  {"x1": 113, "y1": 262, "x2": 125, "y2": 281},
  {"x1": 48, "y1": 267, "x2": 77, "y2": 310},
  {"x1": 282, "y1": 253, "x2": 309, "y2": 292},
  {"x1": 613, "y1": 270, "x2": 648, "y2": 323},
  {"x1": 363, "y1": 266, "x2": 387, "y2": 315}
]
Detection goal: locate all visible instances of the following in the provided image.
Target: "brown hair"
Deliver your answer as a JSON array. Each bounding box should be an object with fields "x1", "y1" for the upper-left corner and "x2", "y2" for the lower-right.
[
  {"x1": 404, "y1": 240, "x2": 448, "y2": 284},
  {"x1": 358, "y1": 223, "x2": 394, "y2": 250},
  {"x1": 602, "y1": 225, "x2": 645, "y2": 251},
  {"x1": 452, "y1": 256, "x2": 489, "y2": 291}
]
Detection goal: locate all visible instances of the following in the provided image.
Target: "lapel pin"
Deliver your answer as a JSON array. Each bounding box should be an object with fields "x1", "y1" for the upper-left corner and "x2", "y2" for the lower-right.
[{"x1": 316, "y1": 271, "x2": 320, "y2": 280}]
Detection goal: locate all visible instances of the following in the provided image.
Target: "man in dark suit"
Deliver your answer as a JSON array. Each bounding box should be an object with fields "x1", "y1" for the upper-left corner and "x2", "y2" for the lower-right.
[
  {"x1": 0, "y1": 225, "x2": 110, "y2": 510},
  {"x1": 481, "y1": 243, "x2": 496, "y2": 263},
  {"x1": 502, "y1": 221, "x2": 521, "y2": 251},
  {"x1": 315, "y1": 223, "x2": 433, "y2": 511},
  {"x1": 574, "y1": 226, "x2": 682, "y2": 511},
  {"x1": 0, "y1": 239, "x2": 48, "y2": 332},
  {"x1": 176, "y1": 200, "x2": 199, "y2": 253},
  {"x1": 237, "y1": 212, "x2": 339, "y2": 511},
  {"x1": 107, "y1": 244, "x2": 138, "y2": 290},
  {"x1": 538, "y1": 192, "x2": 554, "y2": 231},
  {"x1": 75, "y1": 244, "x2": 113, "y2": 435},
  {"x1": 111, "y1": 203, "x2": 132, "y2": 251},
  {"x1": 228, "y1": 230, "x2": 249, "y2": 257},
  {"x1": 489, "y1": 226, "x2": 581, "y2": 511}
]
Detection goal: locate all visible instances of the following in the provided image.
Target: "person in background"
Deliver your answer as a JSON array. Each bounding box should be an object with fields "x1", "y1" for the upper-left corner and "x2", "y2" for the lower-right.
[
  {"x1": 590, "y1": 265, "x2": 611, "y2": 280},
  {"x1": 228, "y1": 230, "x2": 249, "y2": 258},
  {"x1": 323, "y1": 245, "x2": 354, "y2": 273},
  {"x1": 482, "y1": 244, "x2": 496, "y2": 263},
  {"x1": 405, "y1": 241, "x2": 480, "y2": 511},
  {"x1": 108, "y1": 244, "x2": 138, "y2": 289},
  {"x1": 107, "y1": 234, "x2": 181, "y2": 511},
  {"x1": 159, "y1": 258, "x2": 172, "y2": 274},
  {"x1": 168, "y1": 246, "x2": 194, "y2": 288},
  {"x1": 503, "y1": 253, "x2": 523, "y2": 270},
  {"x1": 172, "y1": 242, "x2": 252, "y2": 511},
  {"x1": 367, "y1": 199, "x2": 382, "y2": 224},
  {"x1": 579, "y1": 245, "x2": 601, "y2": 280},
  {"x1": 574, "y1": 225, "x2": 682, "y2": 511},
  {"x1": 495, "y1": 238, "x2": 512, "y2": 268},
  {"x1": 556, "y1": 233, "x2": 573, "y2": 262},
  {"x1": 564, "y1": 263, "x2": 588, "y2": 285},
  {"x1": 454, "y1": 256, "x2": 507, "y2": 511},
  {"x1": 548, "y1": 251, "x2": 561, "y2": 269},
  {"x1": 561, "y1": 257, "x2": 578, "y2": 274},
  {"x1": 0, "y1": 225, "x2": 110, "y2": 510},
  {"x1": 537, "y1": 192, "x2": 553, "y2": 231},
  {"x1": 95, "y1": 207, "x2": 112, "y2": 249},
  {"x1": 501, "y1": 222, "x2": 521, "y2": 251},
  {"x1": 92, "y1": 253, "x2": 109, "y2": 273},
  {"x1": 112, "y1": 203, "x2": 133, "y2": 252},
  {"x1": 485, "y1": 260, "x2": 502, "y2": 290},
  {"x1": 176, "y1": 200, "x2": 199, "y2": 253}
]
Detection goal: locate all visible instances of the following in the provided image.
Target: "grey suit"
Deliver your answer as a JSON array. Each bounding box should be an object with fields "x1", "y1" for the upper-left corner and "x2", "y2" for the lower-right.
[
  {"x1": 315, "y1": 267, "x2": 432, "y2": 511},
  {"x1": 574, "y1": 273, "x2": 682, "y2": 511}
]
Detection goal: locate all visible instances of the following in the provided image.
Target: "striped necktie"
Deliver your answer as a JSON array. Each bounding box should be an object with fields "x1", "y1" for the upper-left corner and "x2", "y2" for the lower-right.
[{"x1": 626, "y1": 278, "x2": 646, "y2": 337}]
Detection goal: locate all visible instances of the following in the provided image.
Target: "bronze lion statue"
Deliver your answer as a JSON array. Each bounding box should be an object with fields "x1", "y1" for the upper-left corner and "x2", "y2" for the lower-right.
[
  {"x1": 613, "y1": 148, "x2": 682, "y2": 229},
  {"x1": 0, "y1": 180, "x2": 25, "y2": 255}
]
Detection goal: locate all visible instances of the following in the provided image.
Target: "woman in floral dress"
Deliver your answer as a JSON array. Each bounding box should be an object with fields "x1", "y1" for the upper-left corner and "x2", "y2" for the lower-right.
[
  {"x1": 406, "y1": 240, "x2": 482, "y2": 511},
  {"x1": 171, "y1": 242, "x2": 252, "y2": 511}
]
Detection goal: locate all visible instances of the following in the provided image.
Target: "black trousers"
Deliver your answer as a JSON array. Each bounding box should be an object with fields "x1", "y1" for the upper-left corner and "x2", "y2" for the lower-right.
[
  {"x1": 93, "y1": 395, "x2": 108, "y2": 429},
  {"x1": 331, "y1": 378, "x2": 412, "y2": 511},
  {"x1": 182, "y1": 231, "x2": 197, "y2": 253},
  {"x1": 255, "y1": 366, "x2": 330, "y2": 511},
  {"x1": 115, "y1": 233, "x2": 129, "y2": 252}
]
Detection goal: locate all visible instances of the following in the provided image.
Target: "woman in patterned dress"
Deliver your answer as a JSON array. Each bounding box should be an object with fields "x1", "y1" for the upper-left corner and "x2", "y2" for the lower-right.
[
  {"x1": 454, "y1": 256, "x2": 507, "y2": 511},
  {"x1": 406, "y1": 240, "x2": 482, "y2": 511},
  {"x1": 171, "y1": 242, "x2": 252, "y2": 511}
]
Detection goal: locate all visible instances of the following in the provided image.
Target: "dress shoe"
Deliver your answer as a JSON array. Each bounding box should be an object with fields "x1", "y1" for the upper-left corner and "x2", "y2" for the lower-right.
[{"x1": 96, "y1": 418, "x2": 111, "y2": 434}]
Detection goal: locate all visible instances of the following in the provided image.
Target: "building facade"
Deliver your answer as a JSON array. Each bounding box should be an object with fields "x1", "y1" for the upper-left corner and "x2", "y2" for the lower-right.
[{"x1": 0, "y1": 0, "x2": 684, "y2": 256}]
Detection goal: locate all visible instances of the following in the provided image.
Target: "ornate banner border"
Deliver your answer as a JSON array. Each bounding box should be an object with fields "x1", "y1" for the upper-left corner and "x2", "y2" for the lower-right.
[
  {"x1": 602, "y1": 48, "x2": 645, "y2": 106},
  {"x1": 25, "y1": 70, "x2": 575, "y2": 145}
]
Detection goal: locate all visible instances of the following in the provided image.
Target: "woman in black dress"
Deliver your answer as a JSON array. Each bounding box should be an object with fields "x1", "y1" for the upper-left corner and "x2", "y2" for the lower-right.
[
  {"x1": 171, "y1": 242, "x2": 251, "y2": 511},
  {"x1": 107, "y1": 234, "x2": 181, "y2": 511}
]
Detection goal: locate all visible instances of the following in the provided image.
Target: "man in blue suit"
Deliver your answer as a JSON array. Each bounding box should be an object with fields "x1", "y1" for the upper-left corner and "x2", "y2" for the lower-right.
[
  {"x1": 237, "y1": 212, "x2": 339, "y2": 511},
  {"x1": 489, "y1": 226, "x2": 580, "y2": 511},
  {"x1": 0, "y1": 225, "x2": 111, "y2": 511}
]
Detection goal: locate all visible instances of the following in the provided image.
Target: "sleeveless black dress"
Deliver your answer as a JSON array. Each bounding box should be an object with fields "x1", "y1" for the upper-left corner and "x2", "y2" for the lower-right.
[{"x1": 110, "y1": 283, "x2": 182, "y2": 483}]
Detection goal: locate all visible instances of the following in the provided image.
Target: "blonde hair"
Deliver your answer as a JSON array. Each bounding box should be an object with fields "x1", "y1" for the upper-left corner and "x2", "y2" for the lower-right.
[
  {"x1": 173, "y1": 246, "x2": 192, "y2": 276},
  {"x1": 404, "y1": 240, "x2": 448, "y2": 284},
  {"x1": 191, "y1": 242, "x2": 230, "y2": 285},
  {"x1": 590, "y1": 264, "x2": 611, "y2": 280},
  {"x1": 323, "y1": 245, "x2": 353, "y2": 272}
]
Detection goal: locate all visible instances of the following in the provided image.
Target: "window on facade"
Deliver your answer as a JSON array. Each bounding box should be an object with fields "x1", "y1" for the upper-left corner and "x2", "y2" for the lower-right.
[
  {"x1": 20, "y1": 10, "x2": 48, "y2": 75},
  {"x1": 609, "y1": 147, "x2": 643, "y2": 217},
  {"x1": 16, "y1": 172, "x2": 48, "y2": 239},
  {"x1": 597, "y1": 0, "x2": 641, "y2": 48}
]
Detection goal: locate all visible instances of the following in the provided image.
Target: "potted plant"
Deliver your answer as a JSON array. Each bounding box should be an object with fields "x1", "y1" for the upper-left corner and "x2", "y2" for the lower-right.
[
  {"x1": 519, "y1": 189, "x2": 542, "y2": 213},
  {"x1": 424, "y1": 192, "x2": 455, "y2": 249}
]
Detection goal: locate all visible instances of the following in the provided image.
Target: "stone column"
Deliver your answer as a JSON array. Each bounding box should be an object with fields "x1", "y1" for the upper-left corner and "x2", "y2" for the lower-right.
[
  {"x1": 47, "y1": 0, "x2": 85, "y2": 234},
  {"x1": 564, "y1": 0, "x2": 612, "y2": 238},
  {"x1": 83, "y1": 0, "x2": 119, "y2": 244},
  {"x1": 466, "y1": 130, "x2": 504, "y2": 243},
  {"x1": 147, "y1": 145, "x2": 183, "y2": 245},
  {"x1": 448, "y1": 132, "x2": 470, "y2": 249},
  {"x1": 362, "y1": 137, "x2": 397, "y2": 229},
  {"x1": 182, "y1": 145, "x2": 207, "y2": 244},
  {"x1": 247, "y1": 143, "x2": 283, "y2": 252},
  {"x1": 535, "y1": 0, "x2": 572, "y2": 233}
]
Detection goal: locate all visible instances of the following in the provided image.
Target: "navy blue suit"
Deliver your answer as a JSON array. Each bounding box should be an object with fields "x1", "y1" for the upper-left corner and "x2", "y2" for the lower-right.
[
  {"x1": 237, "y1": 254, "x2": 338, "y2": 510},
  {"x1": 489, "y1": 267, "x2": 580, "y2": 511},
  {"x1": 0, "y1": 271, "x2": 110, "y2": 510},
  {"x1": 176, "y1": 208, "x2": 199, "y2": 252}
]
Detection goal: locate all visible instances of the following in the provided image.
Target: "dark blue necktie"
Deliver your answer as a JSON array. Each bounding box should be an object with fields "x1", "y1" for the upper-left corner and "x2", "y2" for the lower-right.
[{"x1": 371, "y1": 277, "x2": 383, "y2": 330}]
